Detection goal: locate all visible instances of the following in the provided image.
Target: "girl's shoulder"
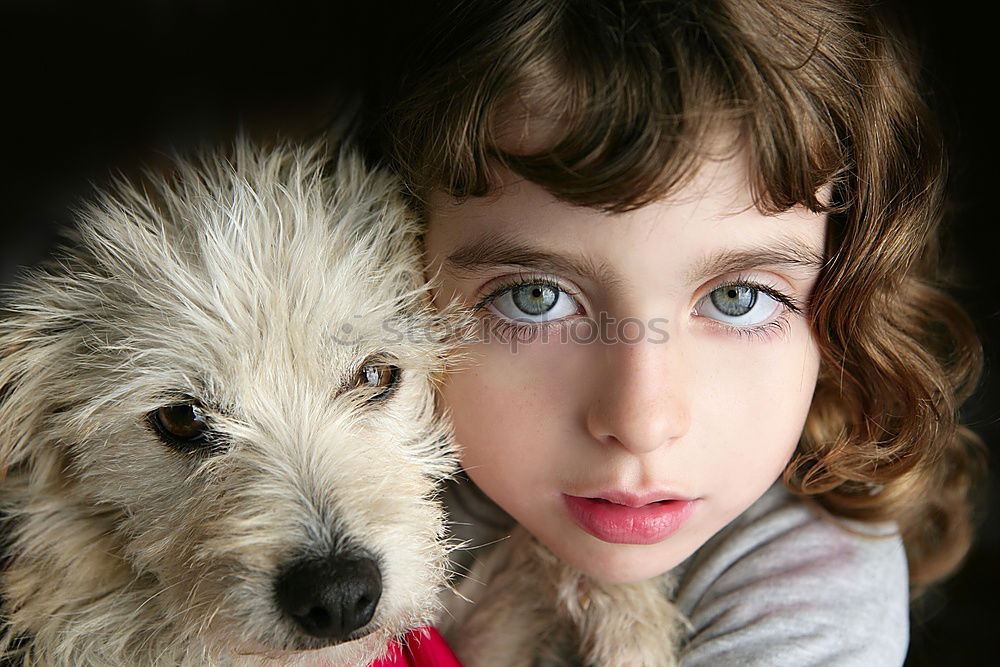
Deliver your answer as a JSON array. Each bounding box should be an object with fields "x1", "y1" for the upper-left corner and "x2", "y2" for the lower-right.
[{"x1": 674, "y1": 482, "x2": 909, "y2": 666}]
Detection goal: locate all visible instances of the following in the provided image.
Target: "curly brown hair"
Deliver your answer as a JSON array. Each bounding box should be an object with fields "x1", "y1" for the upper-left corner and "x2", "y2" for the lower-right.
[{"x1": 363, "y1": 0, "x2": 986, "y2": 596}]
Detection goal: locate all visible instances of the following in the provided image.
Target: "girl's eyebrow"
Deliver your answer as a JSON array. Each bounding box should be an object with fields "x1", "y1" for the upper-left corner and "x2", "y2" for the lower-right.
[
  {"x1": 443, "y1": 232, "x2": 825, "y2": 287},
  {"x1": 684, "y1": 241, "x2": 827, "y2": 284},
  {"x1": 443, "y1": 231, "x2": 625, "y2": 290}
]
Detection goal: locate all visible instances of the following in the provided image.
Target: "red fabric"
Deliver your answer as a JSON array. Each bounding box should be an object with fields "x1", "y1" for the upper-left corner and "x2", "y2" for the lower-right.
[{"x1": 371, "y1": 627, "x2": 462, "y2": 667}]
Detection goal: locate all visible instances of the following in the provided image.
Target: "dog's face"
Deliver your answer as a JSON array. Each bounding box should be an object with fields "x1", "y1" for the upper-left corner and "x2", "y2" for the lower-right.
[{"x1": 0, "y1": 142, "x2": 468, "y2": 665}]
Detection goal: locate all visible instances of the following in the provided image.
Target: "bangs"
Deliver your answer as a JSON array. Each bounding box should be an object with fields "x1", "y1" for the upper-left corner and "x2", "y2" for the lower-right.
[{"x1": 379, "y1": 0, "x2": 866, "y2": 215}]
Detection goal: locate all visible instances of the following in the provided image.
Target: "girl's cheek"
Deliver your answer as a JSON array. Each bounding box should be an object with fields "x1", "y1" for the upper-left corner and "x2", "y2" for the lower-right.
[{"x1": 444, "y1": 335, "x2": 577, "y2": 425}]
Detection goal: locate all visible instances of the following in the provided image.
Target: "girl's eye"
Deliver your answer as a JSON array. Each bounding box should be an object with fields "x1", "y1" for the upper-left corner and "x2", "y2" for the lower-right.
[
  {"x1": 479, "y1": 278, "x2": 581, "y2": 324},
  {"x1": 693, "y1": 278, "x2": 800, "y2": 336},
  {"x1": 702, "y1": 284, "x2": 779, "y2": 323}
]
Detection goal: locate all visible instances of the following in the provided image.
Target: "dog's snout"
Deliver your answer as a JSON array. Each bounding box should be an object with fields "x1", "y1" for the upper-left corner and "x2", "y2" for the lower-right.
[{"x1": 275, "y1": 554, "x2": 383, "y2": 642}]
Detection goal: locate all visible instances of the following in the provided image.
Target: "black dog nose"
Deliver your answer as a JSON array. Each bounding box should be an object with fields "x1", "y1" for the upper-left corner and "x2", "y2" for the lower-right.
[{"x1": 275, "y1": 554, "x2": 382, "y2": 641}]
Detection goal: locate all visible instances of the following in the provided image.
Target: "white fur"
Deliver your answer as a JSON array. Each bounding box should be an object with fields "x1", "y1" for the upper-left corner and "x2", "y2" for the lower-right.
[
  {"x1": 445, "y1": 526, "x2": 690, "y2": 666},
  {"x1": 0, "y1": 139, "x2": 473, "y2": 666}
]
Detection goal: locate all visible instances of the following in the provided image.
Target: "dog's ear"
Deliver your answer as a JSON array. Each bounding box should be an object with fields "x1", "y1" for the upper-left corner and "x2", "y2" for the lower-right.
[{"x1": 0, "y1": 306, "x2": 74, "y2": 471}]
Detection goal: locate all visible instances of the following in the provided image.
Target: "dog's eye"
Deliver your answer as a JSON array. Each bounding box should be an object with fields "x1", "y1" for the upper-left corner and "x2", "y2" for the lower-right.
[
  {"x1": 351, "y1": 360, "x2": 400, "y2": 400},
  {"x1": 150, "y1": 403, "x2": 210, "y2": 448}
]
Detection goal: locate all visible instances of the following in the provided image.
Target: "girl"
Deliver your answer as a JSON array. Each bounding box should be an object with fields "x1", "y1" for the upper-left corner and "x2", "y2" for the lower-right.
[{"x1": 362, "y1": 0, "x2": 985, "y2": 663}]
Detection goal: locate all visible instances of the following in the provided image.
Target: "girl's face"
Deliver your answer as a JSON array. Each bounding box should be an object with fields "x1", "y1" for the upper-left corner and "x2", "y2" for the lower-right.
[{"x1": 423, "y1": 154, "x2": 826, "y2": 584}]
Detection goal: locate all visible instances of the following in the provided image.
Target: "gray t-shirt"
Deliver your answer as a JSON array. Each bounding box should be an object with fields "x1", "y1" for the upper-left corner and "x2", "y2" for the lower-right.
[{"x1": 439, "y1": 477, "x2": 909, "y2": 666}]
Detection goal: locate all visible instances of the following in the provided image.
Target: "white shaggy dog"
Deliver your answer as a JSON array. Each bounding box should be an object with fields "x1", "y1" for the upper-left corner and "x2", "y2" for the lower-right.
[{"x1": 0, "y1": 139, "x2": 471, "y2": 666}]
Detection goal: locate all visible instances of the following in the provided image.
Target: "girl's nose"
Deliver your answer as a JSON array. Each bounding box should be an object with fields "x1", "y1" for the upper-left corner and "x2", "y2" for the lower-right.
[{"x1": 585, "y1": 336, "x2": 690, "y2": 456}]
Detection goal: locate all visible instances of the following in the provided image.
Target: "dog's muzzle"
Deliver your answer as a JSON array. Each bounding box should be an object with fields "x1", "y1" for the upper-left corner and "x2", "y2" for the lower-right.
[{"x1": 275, "y1": 553, "x2": 382, "y2": 644}]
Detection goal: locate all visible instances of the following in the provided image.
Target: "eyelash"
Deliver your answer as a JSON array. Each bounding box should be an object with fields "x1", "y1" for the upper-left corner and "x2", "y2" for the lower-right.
[
  {"x1": 473, "y1": 271, "x2": 803, "y2": 342},
  {"x1": 473, "y1": 272, "x2": 583, "y2": 342},
  {"x1": 701, "y1": 273, "x2": 803, "y2": 342}
]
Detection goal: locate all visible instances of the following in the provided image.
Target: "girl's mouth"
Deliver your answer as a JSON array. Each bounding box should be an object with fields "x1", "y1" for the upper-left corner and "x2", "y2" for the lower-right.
[{"x1": 562, "y1": 495, "x2": 697, "y2": 545}]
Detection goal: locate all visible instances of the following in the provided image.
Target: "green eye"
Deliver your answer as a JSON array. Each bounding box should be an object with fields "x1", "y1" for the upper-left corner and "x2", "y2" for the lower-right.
[
  {"x1": 483, "y1": 278, "x2": 580, "y2": 323},
  {"x1": 709, "y1": 285, "x2": 757, "y2": 317},
  {"x1": 510, "y1": 284, "x2": 559, "y2": 316}
]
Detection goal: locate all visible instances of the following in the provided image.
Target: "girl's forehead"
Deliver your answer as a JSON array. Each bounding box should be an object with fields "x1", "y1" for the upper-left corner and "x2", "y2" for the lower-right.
[{"x1": 425, "y1": 156, "x2": 827, "y2": 295}]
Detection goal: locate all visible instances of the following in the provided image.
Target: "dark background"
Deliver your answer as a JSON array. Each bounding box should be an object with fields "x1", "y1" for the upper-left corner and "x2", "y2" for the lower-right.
[{"x1": 0, "y1": 2, "x2": 996, "y2": 663}]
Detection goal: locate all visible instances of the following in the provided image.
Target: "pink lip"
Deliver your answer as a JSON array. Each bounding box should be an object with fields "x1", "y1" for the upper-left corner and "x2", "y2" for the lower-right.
[{"x1": 563, "y1": 493, "x2": 697, "y2": 545}]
